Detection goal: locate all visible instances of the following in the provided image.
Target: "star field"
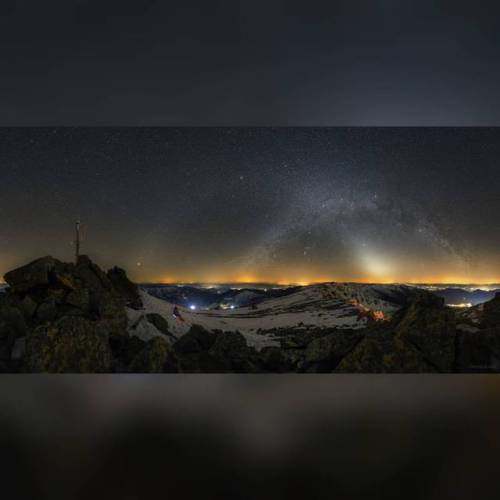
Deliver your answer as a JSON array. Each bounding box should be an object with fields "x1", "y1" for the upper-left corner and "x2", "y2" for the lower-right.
[{"x1": 1, "y1": 127, "x2": 499, "y2": 284}]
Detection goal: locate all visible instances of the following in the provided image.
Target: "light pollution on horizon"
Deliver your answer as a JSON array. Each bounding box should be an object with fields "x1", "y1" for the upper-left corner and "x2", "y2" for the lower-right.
[
  {"x1": 1, "y1": 271, "x2": 499, "y2": 287},
  {"x1": 2, "y1": 256, "x2": 499, "y2": 287},
  {"x1": 151, "y1": 273, "x2": 500, "y2": 287}
]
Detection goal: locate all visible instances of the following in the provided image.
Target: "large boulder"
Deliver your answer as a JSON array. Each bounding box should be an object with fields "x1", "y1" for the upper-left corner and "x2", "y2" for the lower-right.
[
  {"x1": 393, "y1": 298, "x2": 456, "y2": 372},
  {"x1": 109, "y1": 335, "x2": 146, "y2": 371},
  {"x1": 2, "y1": 255, "x2": 147, "y2": 371},
  {"x1": 207, "y1": 331, "x2": 261, "y2": 373},
  {"x1": 65, "y1": 288, "x2": 90, "y2": 311},
  {"x1": 3, "y1": 256, "x2": 60, "y2": 294},
  {"x1": 173, "y1": 325, "x2": 217, "y2": 372},
  {"x1": 335, "y1": 300, "x2": 448, "y2": 373},
  {"x1": 75, "y1": 255, "x2": 112, "y2": 293},
  {"x1": 456, "y1": 327, "x2": 500, "y2": 372},
  {"x1": 145, "y1": 313, "x2": 173, "y2": 337},
  {"x1": 303, "y1": 330, "x2": 364, "y2": 372},
  {"x1": 482, "y1": 293, "x2": 500, "y2": 328},
  {"x1": 107, "y1": 266, "x2": 142, "y2": 308},
  {"x1": 24, "y1": 316, "x2": 112, "y2": 373},
  {"x1": 174, "y1": 324, "x2": 216, "y2": 354},
  {"x1": 336, "y1": 294, "x2": 456, "y2": 373},
  {"x1": 129, "y1": 336, "x2": 178, "y2": 373},
  {"x1": 335, "y1": 329, "x2": 437, "y2": 373}
]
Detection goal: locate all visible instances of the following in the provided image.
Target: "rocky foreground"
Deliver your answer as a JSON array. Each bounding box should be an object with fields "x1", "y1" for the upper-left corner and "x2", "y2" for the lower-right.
[{"x1": 1, "y1": 256, "x2": 500, "y2": 373}]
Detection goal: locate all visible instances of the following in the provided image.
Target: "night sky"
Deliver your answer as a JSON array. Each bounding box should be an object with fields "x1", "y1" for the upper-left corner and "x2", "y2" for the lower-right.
[
  {"x1": 1, "y1": 127, "x2": 499, "y2": 284},
  {"x1": 2, "y1": 2, "x2": 500, "y2": 283},
  {"x1": 2, "y1": 1, "x2": 500, "y2": 125}
]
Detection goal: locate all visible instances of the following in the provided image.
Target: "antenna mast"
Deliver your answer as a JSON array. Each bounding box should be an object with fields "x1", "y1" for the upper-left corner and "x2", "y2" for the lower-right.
[{"x1": 75, "y1": 220, "x2": 81, "y2": 263}]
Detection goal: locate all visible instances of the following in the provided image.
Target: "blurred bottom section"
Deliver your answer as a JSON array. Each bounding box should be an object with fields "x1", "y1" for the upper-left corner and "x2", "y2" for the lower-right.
[{"x1": 1, "y1": 375, "x2": 499, "y2": 500}]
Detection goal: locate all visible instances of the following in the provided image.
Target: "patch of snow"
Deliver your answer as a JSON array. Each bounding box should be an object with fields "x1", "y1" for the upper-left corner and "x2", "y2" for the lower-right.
[{"x1": 132, "y1": 283, "x2": 416, "y2": 351}]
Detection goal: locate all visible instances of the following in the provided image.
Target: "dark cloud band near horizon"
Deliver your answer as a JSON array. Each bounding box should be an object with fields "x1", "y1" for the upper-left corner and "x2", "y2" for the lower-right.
[{"x1": 1, "y1": 127, "x2": 499, "y2": 284}]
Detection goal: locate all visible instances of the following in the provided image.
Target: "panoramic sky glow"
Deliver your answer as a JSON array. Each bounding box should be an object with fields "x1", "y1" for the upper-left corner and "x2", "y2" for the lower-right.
[{"x1": 1, "y1": 127, "x2": 499, "y2": 284}]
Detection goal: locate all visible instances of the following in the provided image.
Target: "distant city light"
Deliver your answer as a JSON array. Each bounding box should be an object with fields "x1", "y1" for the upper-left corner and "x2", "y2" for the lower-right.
[
  {"x1": 189, "y1": 304, "x2": 196, "y2": 310},
  {"x1": 230, "y1": 304, "x2": 235, "y2": 309}
]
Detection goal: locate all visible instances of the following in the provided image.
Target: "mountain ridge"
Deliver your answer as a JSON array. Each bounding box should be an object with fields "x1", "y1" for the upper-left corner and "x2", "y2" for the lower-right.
[{"x1": 2, "y1": 255, "x2": 500, "y2": 373}]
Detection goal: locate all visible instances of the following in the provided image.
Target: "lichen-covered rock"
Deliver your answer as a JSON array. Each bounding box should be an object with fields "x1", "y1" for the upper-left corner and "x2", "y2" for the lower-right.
[
  {"x1": 36, "y1": 297, "x2": 57, "y2": 324},
  {"x1": 1, "y1": 255, "x2": 148, "y2": 371},
  {"x1": 66, "y1": 288, "x2": 90, "y2": 311},
  {"x1": 381, "y1": 335, "x2": 438, "y2": 373},
  {"x1": 46, "y1": 288, "x2": 68, "y2": 305},
  {"x1": 335, "y1": 292, "x2": 456, "y2": 373},
  {"x1": 337, "y1": 295, "x2": 456, "y2": 373},
  {"x1": 129, "y1": 336, "x2": 177, "y2": 373},
  {"x1": 335, "y1": 332, "x2": 391, "y2": 373},
  {"x1": 24, "y1": 316, "x2": 112, "y2": 373},
  {"x1": 96, "y1": 291, "x2": 128, "y2": 338}
]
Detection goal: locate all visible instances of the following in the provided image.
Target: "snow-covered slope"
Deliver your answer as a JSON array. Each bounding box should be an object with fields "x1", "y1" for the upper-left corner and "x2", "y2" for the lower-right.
[{"x1": 127, "y1": 283, "x2": 420, "y2": 350}]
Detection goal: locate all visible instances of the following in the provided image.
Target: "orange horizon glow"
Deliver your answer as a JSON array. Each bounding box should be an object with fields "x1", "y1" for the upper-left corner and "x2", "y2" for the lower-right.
[
  {"x1": 149, "y1": 273, "x2": 500, "y2": 286},
  {"x1": 2, "y1": 263, "x2": 499, "y2": 287}
]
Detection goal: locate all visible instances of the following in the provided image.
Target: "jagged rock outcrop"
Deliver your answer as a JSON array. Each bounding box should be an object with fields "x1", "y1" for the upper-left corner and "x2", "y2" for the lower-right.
[
  {"x1": 336, "y1": 295, "x2": 455, "y2": 373},
  {"x1": 109, "y1": 335, "x2": 146, "y2": 372},
  {"x1": 173, "y1": 325, "x2": 262, "y2": 372},
  {"x1": 3, "y1": 255, "x2": 500, "y2": 373},
  {"x1": 173, "y1": 325, "x2": 217, "y2": 372},
  {"x1": 107, "y1": 266, "x2": 143, "y2": 309},
  {"x1": 393, "y1": 295, "x2": 456, "y2": 372},
  {"x1": 207, "y1": 331, "x2": 261, "y2": 373},
  {"x1": 0, "y1": 255, "x2": 142, "y2": 372},
  {"x1": 302, "y1": 330, "x2": 364, "y2": 372},
  {"x1": 4, "y1": 256, "x2": 64, "y2": 294}
]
